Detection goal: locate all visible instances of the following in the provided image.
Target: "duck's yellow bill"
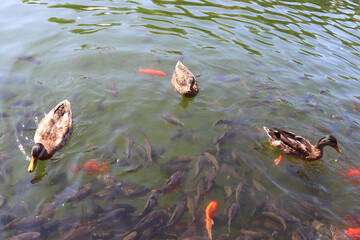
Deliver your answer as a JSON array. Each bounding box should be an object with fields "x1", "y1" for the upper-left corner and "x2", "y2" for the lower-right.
[
  {"x1": 28, "y1": 156, "x2": 38, "y2": 172},
  {"x1": 334, "y1": 145, "x2": 342, "y2": 153}
]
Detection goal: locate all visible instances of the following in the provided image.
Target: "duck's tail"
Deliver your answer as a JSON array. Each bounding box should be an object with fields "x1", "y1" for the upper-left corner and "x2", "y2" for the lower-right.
[{"x1": 263, "y1": 126, "x2": 274, "y2": 141}]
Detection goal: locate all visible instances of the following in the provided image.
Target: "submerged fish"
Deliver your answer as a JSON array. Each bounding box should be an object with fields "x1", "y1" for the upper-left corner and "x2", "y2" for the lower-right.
[
  {"x1": 161, "y1": 114, "x2": 184, "y2": 127},
  {"x1": 139, "y1": 68, "x2": 167, "y2": 76},
  {"x1": 145, "y1": 138, "x2": 153, "y2": 167},
  {"x1": 15, "y1": 56, "x2": 41, "y2": 65},
  {"x1": 339, "y1": 168, "x2": 360, "y2": 184},
  {"x1": 125, "y1": 132, "x2": 134, "y2": 160},
  {"x1": 140, "y1": 191, "x2": 159, "y2": 217},
  {"x1": 227, "y1": 203, "x2": 239, "y2": 233},
  {"x1": 346, "y1": 227, "x2": 360, "y2": 239},
  {"x1": 8, "y1": 99, "x2": 33, "y2": 108},
  {"x1": 69, "y1": 160, "x2": 109, "y2": 175},
  {"x1": 205, "y1": 201, "x2": 218, "y2": 240},
  {"x1": 156, "y1": 171, "x2": 183, "y2": 194},
  {"x1": 6, "y1": 232, "x2": 41, "y2": 240},
  {"x1": 66, "y1": 183, "x2": 92, "y2": 203}
]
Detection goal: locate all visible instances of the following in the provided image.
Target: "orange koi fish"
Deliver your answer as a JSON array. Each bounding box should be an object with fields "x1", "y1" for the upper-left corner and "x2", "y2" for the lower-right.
[
  {"x1": 139, "y1": 68, "x2": 167, "y2": 76},
  {"x1": 346, "y1": 227, "x2": 360, "y2": 239},
  {"x1": 339, "y1": 168, "x2": 360, "y2": 184},
  {"x1": 274, "y1": 151, "x2": 283, "y2": 165},
  {"x1": 205, "y1": 201, "x2": 218, "y2": 240},
  {"x1": 69, "y1": 159, "x2": 109, "y2": 175}
]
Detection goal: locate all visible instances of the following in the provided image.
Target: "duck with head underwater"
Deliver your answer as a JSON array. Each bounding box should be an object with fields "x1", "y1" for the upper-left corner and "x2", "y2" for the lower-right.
[
  {"x1": 28, "y1": 100, "x2": 73, "y2": 172},
  {"x1": 263, "y1": 126, "x2": 341, "y2": 165}
]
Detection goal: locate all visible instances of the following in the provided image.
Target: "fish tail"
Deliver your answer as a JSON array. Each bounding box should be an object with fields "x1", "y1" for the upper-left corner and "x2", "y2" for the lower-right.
[{"x1": 205, "y1": 217, "x2": 214, "y2": 240}]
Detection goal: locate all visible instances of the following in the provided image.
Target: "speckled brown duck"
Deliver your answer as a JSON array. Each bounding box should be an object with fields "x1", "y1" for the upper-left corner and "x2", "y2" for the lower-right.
[
  {"x1": 28, "y1": 100, "x2": 73, "y2": 172},
  {"x1": 171, "y1": 61, "x2": 199, "y2": 97},
  {"x1": 263, "y1": 126, "x2": 341, "y2": 163}
]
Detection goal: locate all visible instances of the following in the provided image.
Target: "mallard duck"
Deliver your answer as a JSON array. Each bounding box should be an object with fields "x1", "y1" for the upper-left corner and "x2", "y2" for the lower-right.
[
  {"x1": 263, "y1": 126, "x2": 341, "y2": 164},
  {"x1": 171, "y1": 61, "x2": 199, "y2": 97},
  {"x1": 28, "y1": 100, "x2": 73, "y2": 172}
]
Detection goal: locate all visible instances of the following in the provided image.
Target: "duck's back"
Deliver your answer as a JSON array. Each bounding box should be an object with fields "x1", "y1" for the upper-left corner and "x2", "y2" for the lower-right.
[{"x1": 34, "y1": 100, "x2": 73, "y2": 157}]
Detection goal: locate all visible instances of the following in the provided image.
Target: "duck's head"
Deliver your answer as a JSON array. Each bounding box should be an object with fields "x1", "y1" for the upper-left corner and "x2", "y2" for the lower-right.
[
  {"x1": 29, "y1": 143, "x2": 45, "y2": 172},
  {"x1": 319, "y1": 135, "x2": 341, "y2": 153}
]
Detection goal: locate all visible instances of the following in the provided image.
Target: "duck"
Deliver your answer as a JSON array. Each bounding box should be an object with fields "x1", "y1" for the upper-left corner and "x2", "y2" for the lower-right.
[
  {"x1": 171, "y1": 61, "x2": 199, "y2": 97},
  {"x1": 263, "y1": 126, "x2": 341, "y2": 164},
  {"x1": 28, "y1": 100, "x2": 73, "y2": 172}
]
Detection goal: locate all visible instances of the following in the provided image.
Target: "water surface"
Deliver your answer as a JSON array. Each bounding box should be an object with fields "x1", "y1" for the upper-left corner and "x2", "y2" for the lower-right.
[{"x1": 0, "y1": 0, "x2": 359, "y2": 239}]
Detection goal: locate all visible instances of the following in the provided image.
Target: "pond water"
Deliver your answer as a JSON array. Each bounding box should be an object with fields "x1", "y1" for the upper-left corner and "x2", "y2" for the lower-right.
[{"x1": 0, "y1": 0, "x2": 359, "y2": 239}]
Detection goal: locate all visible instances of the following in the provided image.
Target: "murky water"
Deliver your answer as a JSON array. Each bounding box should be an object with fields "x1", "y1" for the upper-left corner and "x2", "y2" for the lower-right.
[{"x1": 0, "y1": 0, "x2": 359, "y2": 239}]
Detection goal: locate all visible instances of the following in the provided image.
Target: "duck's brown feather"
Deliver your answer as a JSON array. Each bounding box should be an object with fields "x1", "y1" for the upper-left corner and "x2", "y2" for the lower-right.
[{"x1": 34, "y1": 100, "x2": 73, "y2": 159}]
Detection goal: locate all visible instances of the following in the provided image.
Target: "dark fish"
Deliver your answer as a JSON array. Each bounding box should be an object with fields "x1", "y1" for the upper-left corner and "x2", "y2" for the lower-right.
[
  {"x1": 66, "y1": 183, "x2": 92, "y2": 203},
  {"x1": 195, "y1": 178, "x2": 204, "y2": 209},
  {"x1": 8, "y1": 99, "x2": 33, "y2": 108},
  {"x1": 0, "y1": 112, "x2": 8, "y2": 118},
  {"x1": 125, "y1": 132, "x2": 134, "y2": 159},
  {"x1": 204, "y1": 152, "x2": 219, "y2": 173},
  {"x1": 224, "y1": 185, "x2": 233, "y2": 202},
  {"x1": 331, "y1": 114, "x2": 351, "y2": 121},
  {"x1": 96, "y1": 208, "x2": 127, "y2": 225},
  {"x1": 166, "y1": 156, "x2": 194, "y2": 164},
  {"x1": 330, "y1": 225, "x2": 350, "y2": 240},
  {"x1": 212, "y1": 119, "x2": 233, "y2": 127},
  {"x1": 16, "y1": 56, "x2": 41, "y2": 65},
  {"x1": 240, "y1": 229, "x2": 269, "y2": 238},
  {"x1": 262, "y1": 211, "x2": 286, "y2": 231},
  {"x1": 58, "y1": 226, "x2": 94, "y2": 240},
  {"x1": 0, "y1": 91, "x2": 17, "y2": 101},
  {"x1": 252, "y1": 179, "x2": 266, "y2": 193},
  {"x1": 166, "y1": 201, "x2": 186, "y2": 227},
  {"x1": 297, "y1": 201, "x2": 325, "y2": 221},
  {"x1": 161, "y1": 114, "x2": 184, "y2": 127},
  {"x1": 0, "y1": 213, "x2": 17, "y2": 226},
  {"x1": 111, "y1": 81, "x2": 119, "y2": 97},
  {"x1": 159, "y1": 156, "x2": 194, "y2": 171},
  {"x1": 1, "y1": 216, "x2": 49, "y2": 233},
  {"x1": 96, "y1": 99, "x2": 106, "y2": 112},
  {"x1": 194, "y1": 155, "x2": 206, "y2": 180},
  {"x1": 213, "y1": 131, "x2": 236, "y2": 145},
  {"x1": 201, "y1": 171, "x2": 215, "y2": 195},
  {"x1": 186, "y1": 196, "x2": 196, "y2": 222},
  {"x1": 145, "y1": 138, "x2": 153, "y2": 167},
  {"x1": 119, "y1": 181, "x2": 149, "y2": 198},
  {"x1": 0, "y1": 194, "x2": 6, "y2": 208},
  {"x1": 103, "y1": 203, "x2": 136, "y2": 215},
  {"x1": 134, "y1": 209, "x2": 167, "y2": 232},
  {"x1": 270, "y1": 231, "x2": 279, "y2": 240},
  {"x1": 221, "y1": 164, "x2": 242, "y2": 181},
  {"x1": 35, "y1": 203, "x2": 56, "y2": 219},
  {"x1": 157, "y1": 171, "x2": 183, "y2": 194},
  {"x1": 248, "y1": 199, "x2": 266, "y2": 223},
  {"x1": 227, "y1": 203, "x2": 239, "y2": 233},
  {"x1": 6, "y1": 232, "x2": 40, "y2": 240},
  {"x1": 181, "y1": 237, "x2": 207, "y2": 240},
  {"x1": 140, "y1": 191, "x2": 159, "y2": 217}
]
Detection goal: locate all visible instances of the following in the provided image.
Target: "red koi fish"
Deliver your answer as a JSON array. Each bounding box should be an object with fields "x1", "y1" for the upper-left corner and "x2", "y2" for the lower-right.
[
  {"x1": 339, "y1": 168, "x2": 360, "y2": 184},
  {"x1": 139, "y1": 68, "x2": 167, "y2": 76},
  {"x1": 69, "y1": 159, "x2": 109, "y2": 175},
  {"x1": 344, "y1": 215, "x2": 360, "y2": 228},
  {"x1": 346, "y1": 227, "x2": 360, "y2": 239},
  {"x1": 205, "y1": 201, "x2": 218, "y2": 240}
]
